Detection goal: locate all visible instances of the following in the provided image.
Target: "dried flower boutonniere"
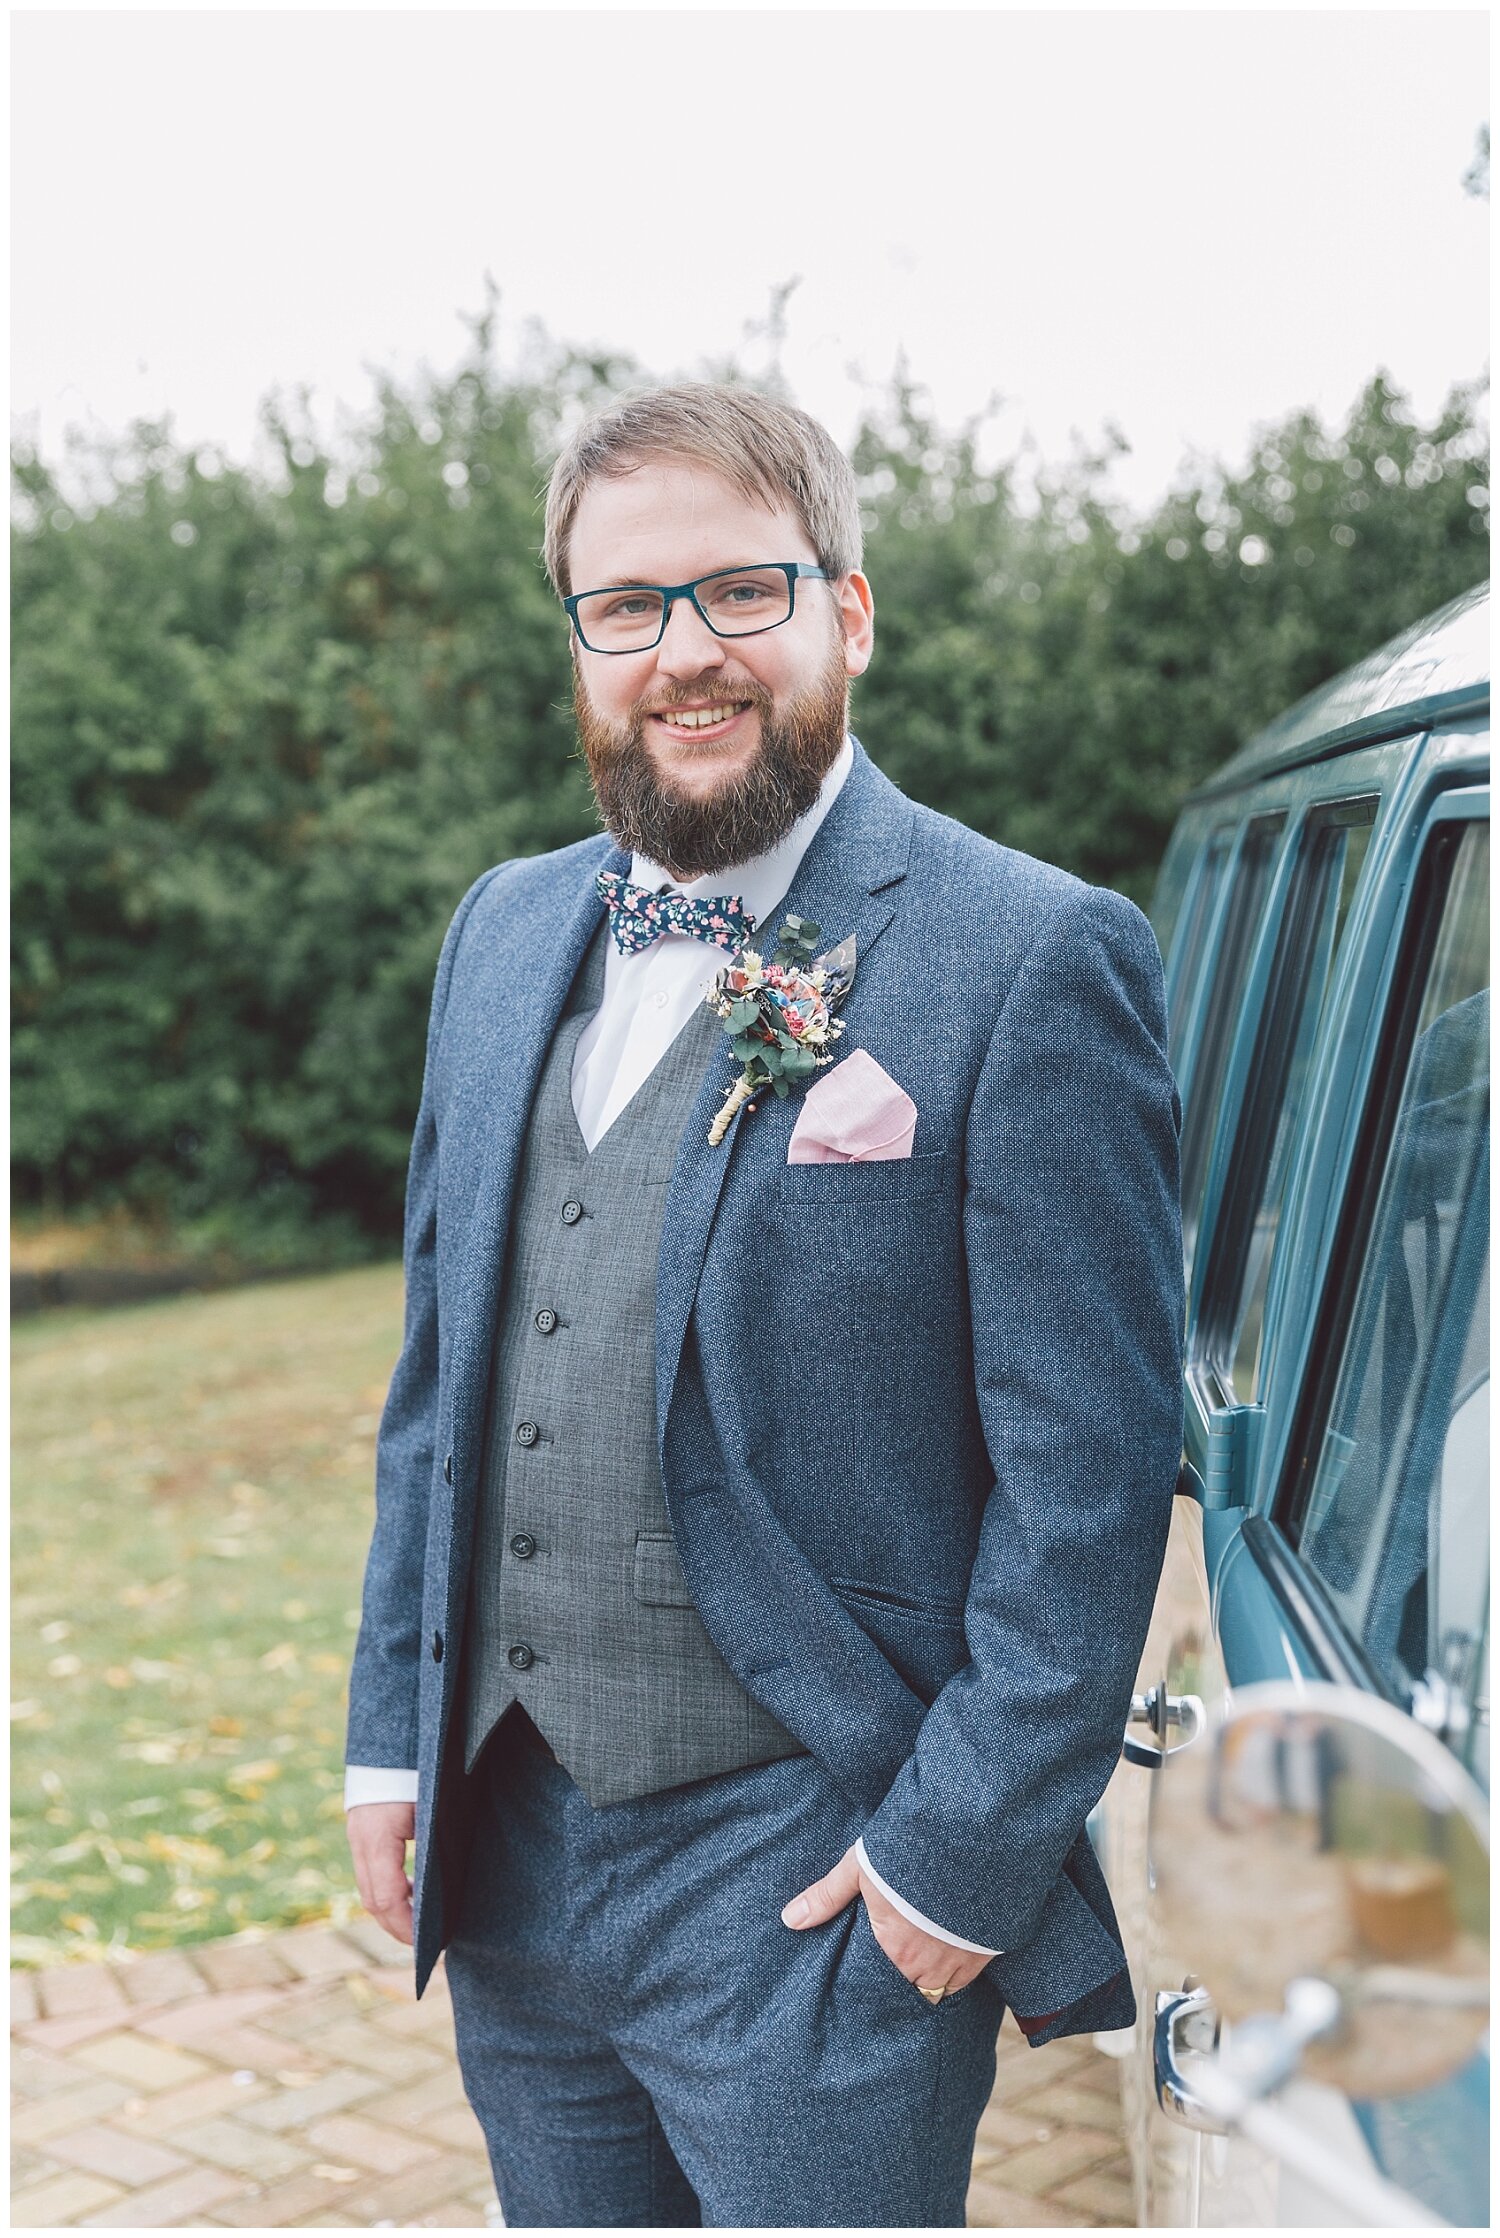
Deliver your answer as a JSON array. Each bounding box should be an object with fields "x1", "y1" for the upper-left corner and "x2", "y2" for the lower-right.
[{"x1": 703, "y1": 914, "x2": 857, "y2": 1146}]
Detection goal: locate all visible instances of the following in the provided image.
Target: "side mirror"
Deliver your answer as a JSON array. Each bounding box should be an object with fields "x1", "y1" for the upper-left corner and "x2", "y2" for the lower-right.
[{"x1": 1152, "y1": 1680, "x2": 1489, "y2": 2103}]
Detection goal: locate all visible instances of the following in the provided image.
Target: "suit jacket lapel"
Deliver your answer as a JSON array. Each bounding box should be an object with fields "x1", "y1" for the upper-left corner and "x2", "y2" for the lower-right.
[
  {"x1": 653, "y1": 737, "x2": 915, "y2": 1461},
  {"x1": 444, "y1": 837, "x2": 623, "y2": 1477}
]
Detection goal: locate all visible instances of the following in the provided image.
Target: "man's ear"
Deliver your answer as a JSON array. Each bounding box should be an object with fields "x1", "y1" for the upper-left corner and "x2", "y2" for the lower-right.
[{"x1": 837, "y1": 571, "x2": 875, "y2": 679}]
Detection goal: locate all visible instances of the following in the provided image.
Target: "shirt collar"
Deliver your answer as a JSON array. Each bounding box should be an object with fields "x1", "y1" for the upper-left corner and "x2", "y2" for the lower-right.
[{"x1": 629, "y1": 733, "x2": 855, "y2": 929}]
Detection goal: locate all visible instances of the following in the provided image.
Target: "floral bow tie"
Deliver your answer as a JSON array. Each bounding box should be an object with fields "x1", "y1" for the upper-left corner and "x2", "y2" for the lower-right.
[{"x1": 595, "y1": 870, "x2": 757, "y2": 957}]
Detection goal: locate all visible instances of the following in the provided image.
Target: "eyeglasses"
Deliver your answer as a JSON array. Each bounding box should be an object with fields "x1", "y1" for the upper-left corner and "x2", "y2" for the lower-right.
[{"x1": 564, "y1": 562, "x2": 829, "y2": 655}]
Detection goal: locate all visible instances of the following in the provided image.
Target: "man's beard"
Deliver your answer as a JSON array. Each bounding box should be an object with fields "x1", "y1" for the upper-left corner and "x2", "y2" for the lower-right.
[{"x1": 572, "y1": 632, "x2": 850, "y2": 879}]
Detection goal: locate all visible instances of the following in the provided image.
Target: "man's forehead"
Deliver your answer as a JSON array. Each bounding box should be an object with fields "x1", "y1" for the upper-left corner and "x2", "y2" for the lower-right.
[{"x1": 569, "y1": 458, "x2": 811, "y2": 581}]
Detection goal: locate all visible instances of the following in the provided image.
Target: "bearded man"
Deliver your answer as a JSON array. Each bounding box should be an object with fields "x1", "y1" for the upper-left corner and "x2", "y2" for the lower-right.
[{"x1": 345, "y1": 383, "x2": 1184, "y2": 2227}]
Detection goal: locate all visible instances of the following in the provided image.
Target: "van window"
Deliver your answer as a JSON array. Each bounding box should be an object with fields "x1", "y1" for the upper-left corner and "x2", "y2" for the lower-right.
[
  {"x1": 1286, "y1": 818, "x2": 1489, "y2": 1763},
  {"x1": 1167, "y1": 828, "x2": 1233, "y2": 1077},
  {"x1": 1198, "y1": 800, "x2": 1377, "y2": 1398},
  {"x1": 1149, "y1": 851, "x2": 1193, "y2": 980},
  {"x1": 1180, "y1": 814, "x2": 1287, "y2": 1273}
]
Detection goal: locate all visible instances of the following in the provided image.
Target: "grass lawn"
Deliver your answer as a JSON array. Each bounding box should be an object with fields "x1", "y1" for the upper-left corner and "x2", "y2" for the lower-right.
[{"x1": 12, "y1": 1264, "x2": 406, "y2": 1965}]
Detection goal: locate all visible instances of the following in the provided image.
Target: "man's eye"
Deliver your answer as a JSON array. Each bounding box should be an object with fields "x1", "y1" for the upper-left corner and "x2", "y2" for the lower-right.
[
  {"x1": 602, "y1": 594, "x2": 660, "y2": 619},
  {"x1": 707, "y1": 579, "x2": 775, "y2": 607}
]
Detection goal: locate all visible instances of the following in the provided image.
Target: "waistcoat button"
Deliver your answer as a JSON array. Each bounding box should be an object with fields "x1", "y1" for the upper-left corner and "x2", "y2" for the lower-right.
[
  {"x1": 510, "y1": 1533, "x2": 537, "y2": 1559},
  {"x1": 443, "y1": 1452, "x2": 453, "y2": 1485},
  {"x1": 431, "y1": 1630, "x2": 443, "y2": 1663},
  {"x1": 515, "y1": 1421, "x2": 539, "y2": 1447},
  {"x1": 561, "y1": 1199, "x2": 583, "y2": 1225},
  {"x1": 507, "y1": 1643, "x2": 535, "y2": 1671},
  {"x1": 534, "y1": 1308, "x2": 557, "y2": 1334}
]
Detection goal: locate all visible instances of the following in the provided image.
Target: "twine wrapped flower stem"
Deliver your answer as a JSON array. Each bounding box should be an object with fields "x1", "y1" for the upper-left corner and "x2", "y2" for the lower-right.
[
  {"x1": 707, "y1": 1073, "x2": 756, "y2": 1145},
  {"x1": 703, "y1": 915, "x2": 857, "y2": 1146}
]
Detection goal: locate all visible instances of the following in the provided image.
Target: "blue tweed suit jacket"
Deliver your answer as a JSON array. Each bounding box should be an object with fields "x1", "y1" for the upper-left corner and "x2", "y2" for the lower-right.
[{"x1": 347, "y1": 736, "x2": 1185, "y2": 2037}]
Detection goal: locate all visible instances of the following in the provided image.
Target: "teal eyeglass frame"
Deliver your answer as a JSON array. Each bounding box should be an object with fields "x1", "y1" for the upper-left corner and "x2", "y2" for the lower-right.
[{"x1": 564, "y1": 562, "x2": 829, "y2": 654}]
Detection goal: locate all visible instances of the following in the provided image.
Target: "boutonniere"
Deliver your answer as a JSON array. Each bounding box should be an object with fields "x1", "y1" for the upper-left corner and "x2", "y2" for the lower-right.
[{"x1": 703, "y1": 914, "x2": 857, "y2": 1145}]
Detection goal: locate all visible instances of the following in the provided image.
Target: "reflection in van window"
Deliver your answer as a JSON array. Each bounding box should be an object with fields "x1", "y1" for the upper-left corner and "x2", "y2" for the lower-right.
[
  {"x1": 1166, "y1": 828, "x2": 1233, "y2": 1076},
  {"x1": 1204, "y1": 801, "x2": 1376, "y2": 1399},
  {"x1": 1180, "y1": 814, "x2": 1286, "y2": 1275},
  {"x1": 1296, "y1": 822, "x2": 1489, "y2": 1763}
]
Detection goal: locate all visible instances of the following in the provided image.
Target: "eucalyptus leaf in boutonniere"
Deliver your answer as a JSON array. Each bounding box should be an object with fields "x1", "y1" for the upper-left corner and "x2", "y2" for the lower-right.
[{"x1": 702, "y1": 914, "x2": 857, "y2": 1145}]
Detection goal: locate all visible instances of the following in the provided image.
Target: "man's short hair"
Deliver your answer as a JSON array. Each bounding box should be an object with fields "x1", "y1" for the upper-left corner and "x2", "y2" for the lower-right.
[{"x1": 542, "y1": 383, "x2": 863, "y2": 598}]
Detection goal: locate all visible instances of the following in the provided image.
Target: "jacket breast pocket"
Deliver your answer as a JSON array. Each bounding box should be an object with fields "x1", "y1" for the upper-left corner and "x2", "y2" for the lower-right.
[{"x1": 777, "y1": 1145, "x2": 954, "y2": 1203}]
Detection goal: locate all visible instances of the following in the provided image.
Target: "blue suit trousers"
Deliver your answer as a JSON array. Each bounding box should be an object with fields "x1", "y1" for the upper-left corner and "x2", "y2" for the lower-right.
[{"x1": 444, "y1": 1708, "x2": 1008, "y2": 2227}]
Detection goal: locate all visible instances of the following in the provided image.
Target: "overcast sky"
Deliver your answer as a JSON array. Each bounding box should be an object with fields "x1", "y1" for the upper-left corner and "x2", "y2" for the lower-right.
[{"x1": 11, "y1": 6, "x2": 1489, "y2": 515}]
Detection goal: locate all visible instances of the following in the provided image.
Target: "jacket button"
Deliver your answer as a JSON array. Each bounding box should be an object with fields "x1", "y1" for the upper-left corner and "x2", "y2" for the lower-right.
[
  {"x1": 515, "y1": 1421, "x2": 539, "y2": 1447},
  {"x1": 432, "y1": 1630, "x2": 444, "y2": 1663},
  {"x1": 534, "y1": 1307, "x2": 557, "y2": 1334},
  {"x1": 507, "y1": 1643, "x2": 535, "y2": 1671},
  {"x1": 443, "y1": 1452, "x2": 453, "y2": 1485},
  {"x1": 561, "y1": 1199, "x2": 583, "y2": 1225},
  {"x1": 510, "y1": 1533, "x2": 537, "y2": 1559}
]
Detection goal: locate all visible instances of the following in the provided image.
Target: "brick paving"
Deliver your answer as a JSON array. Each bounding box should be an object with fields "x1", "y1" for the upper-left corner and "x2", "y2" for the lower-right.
[{"x1": 12, "y1": 1922, "x2": 1131, "y2": 2227}]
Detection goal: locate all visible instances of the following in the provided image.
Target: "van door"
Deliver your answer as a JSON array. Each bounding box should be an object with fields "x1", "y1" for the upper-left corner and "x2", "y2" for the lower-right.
[
  {"x1": 1106, "y1": 773, "x2": 1488, "y2": 2225},
  {"x1": 1109, "y1": 789, "x2": 1377, "y2": 2223},
  {"x1": 1185, "y1": 793, "x2": 1488, "y2": 2225},
  {"x1": 1260, "y1": 799, "x2": 1490, "y2": 2227}
]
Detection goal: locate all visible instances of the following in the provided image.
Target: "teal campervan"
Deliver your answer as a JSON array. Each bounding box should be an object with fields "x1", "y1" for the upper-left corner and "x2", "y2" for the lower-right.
[{"x1": 1099, "y1": 582, "x2": 1489, "y2": 2227}]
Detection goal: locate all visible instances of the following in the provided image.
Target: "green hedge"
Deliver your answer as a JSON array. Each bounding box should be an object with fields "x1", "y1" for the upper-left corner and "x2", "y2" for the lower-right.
[{"x1": 12, "y1": 307, "x2": 1487, "y2": 1251}]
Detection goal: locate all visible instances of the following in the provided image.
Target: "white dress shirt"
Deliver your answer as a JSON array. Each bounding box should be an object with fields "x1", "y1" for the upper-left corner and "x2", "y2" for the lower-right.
[{"x1": 345, "y1": 732, "x2": 999, "y2": 1957}]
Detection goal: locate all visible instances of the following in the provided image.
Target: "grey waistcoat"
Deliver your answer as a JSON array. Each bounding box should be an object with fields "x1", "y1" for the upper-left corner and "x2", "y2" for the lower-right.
[{"x1": 460, "y1": 913, "x2": 807, "y2": 1806}]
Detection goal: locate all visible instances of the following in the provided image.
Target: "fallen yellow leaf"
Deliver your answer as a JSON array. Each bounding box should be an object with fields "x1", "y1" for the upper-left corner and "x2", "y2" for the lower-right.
[{"x1": 227, "y1": 1759, "x2": 282, "y2": 1789}]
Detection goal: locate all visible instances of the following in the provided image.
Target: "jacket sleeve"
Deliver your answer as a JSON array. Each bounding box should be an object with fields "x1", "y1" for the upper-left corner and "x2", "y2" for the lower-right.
[
  {"x1": 857, "y1": 883, "x2": 1184, "y2": 1952},
  {"x1": 343, "y1": 866, "x2": 503, "y2": 1772}
]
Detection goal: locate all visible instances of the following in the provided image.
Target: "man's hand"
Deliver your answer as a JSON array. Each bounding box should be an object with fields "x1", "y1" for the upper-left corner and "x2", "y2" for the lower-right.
[
  {"x1": 780, "y1": 1842, "x2": 991, "y2": 1996},
  {"x1": 347, "y1": 1801, "x2": 417, "y2": 1946}
]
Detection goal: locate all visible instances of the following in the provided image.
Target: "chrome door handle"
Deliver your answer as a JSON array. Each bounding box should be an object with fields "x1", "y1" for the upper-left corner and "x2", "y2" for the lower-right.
[
  {"x1": 1153, "y1": 1985, "x2": 1227, "y2": 2133},
  {"x1": 1124, "y1": 1684, "x2": 1204, "y2": 1768}
]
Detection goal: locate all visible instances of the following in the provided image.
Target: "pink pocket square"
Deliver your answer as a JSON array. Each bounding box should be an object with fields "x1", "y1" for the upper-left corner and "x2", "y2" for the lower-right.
[{"x1": 786, "y1": 1048, "x2": 918, "y2": 1163}]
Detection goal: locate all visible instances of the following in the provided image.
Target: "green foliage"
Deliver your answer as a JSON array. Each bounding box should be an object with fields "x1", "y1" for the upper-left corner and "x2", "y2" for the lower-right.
[
  {"x1": 853, "y1": 368, "x2": 1490, "y2": 902},
  {"x1": 772, "y1": 914, "x2": 822, "y2": 966},
  {"x1": 13, "y1": 308, "x2": 616, "y2": 1246},
  {"x1": 12, "y1": 302, "x2": 1488, "y2": 1248}
]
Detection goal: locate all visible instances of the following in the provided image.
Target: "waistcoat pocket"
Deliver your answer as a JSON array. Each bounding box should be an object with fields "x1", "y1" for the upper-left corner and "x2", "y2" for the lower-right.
[{"x1": 633, "y1": 1531, "x2": 697, "y2": 1608}]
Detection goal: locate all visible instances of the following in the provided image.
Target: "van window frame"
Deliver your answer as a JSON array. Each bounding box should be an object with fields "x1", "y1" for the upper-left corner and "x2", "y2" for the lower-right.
[
  {"x1": 1276, "y1": 809, "x2": 1487, "y2": 1543},
  {"x1": 1192, "y1": 795, "x2": 1378, "y2": 1400},
  {"x1": 1165, "y1": 825, "x2": 1235, "y2": 1079},
  {"x1": 1244, "y1": 796, "x2": 1495, "y2": 1736},
  {"x1": 1178, "y1": 811, "x2": 1288, "y2": 1277},
  {"x1": 1264, "y1": 793, "x2": 1490, "y2": 1731}
]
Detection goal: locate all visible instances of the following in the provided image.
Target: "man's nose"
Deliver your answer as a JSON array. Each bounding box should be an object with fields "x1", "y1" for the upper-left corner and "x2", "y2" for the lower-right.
[{"x1": 654, "y1": 594, "x2": 728, "y2": 678}]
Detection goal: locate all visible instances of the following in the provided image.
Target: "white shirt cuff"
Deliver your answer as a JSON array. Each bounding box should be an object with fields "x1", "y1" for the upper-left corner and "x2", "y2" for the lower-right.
[
  {"x1": 854, "y1": 1837, "x2": 1004, "y2": 1955},
  {"x1": 344, "y1": 1765, "x2": 420, "y2": 1810}
]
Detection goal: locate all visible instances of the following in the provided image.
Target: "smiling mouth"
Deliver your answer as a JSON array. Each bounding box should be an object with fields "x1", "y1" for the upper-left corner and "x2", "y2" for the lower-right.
[{"x1": 650, "y1": 702, "x2": 754, "y2": 741}]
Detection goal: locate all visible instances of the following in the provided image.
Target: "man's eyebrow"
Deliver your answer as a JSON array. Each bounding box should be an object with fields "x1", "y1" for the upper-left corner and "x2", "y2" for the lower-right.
[{"x1": 581, "y1": 564, "x2": 764, "y2": 592}]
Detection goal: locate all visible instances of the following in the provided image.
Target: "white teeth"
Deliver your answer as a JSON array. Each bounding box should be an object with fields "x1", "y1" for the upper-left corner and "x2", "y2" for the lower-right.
[{"x1": 658, "y1": 704, "x2": 745, "y2": 730}]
